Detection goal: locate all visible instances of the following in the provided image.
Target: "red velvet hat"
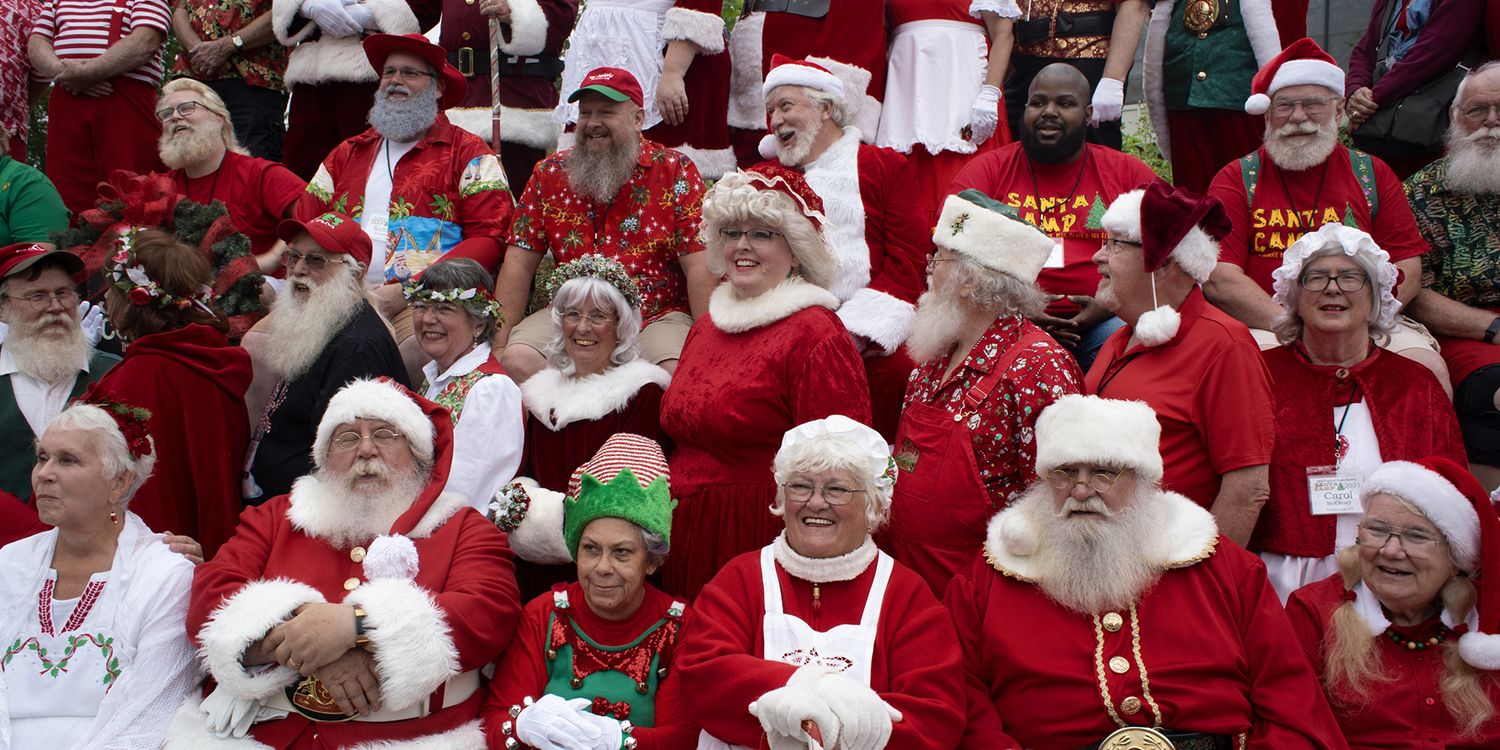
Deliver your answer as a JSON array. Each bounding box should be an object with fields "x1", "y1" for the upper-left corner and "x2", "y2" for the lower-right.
[
  {"x1": 568, "y1": 67, "x2": 645, "y2": 108},
  {"x1": 1139, "y1": 179, "x2": 1231, "y2": 276},
  {"x1": 0, "y1": 242, "x2": 83, "y2": 280},
  {"x1": 363, "y1": 33, "x2": 467, "y2": 108},
  {"x1": 741, "y1": 162, "x2": 828, "y2": 231},
  {"x1": 276, "y1": 211, "x2": 373, "y2": 269}
]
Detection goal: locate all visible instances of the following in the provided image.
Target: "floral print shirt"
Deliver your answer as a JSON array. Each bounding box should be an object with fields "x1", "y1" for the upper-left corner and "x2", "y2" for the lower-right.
[
  {"x1": 508, "y1": 139, "x2": 705, "y2": 323},
  {"x1": 903, "y1": 315, "x2": 1082, "y2": 507},
  {"x1": 1405, "y1": 158, "x2": 1500, "y2": 309},
  {"x1": 173, "y1": 0, "x2": 289, "y2": 91}
]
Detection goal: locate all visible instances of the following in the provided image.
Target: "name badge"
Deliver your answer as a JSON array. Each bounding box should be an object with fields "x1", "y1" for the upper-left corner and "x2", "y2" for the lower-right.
[
  {"x1": 1307, "y1": 465, "x2": 1361, "y2": 515},
  {"x1": 1044, "y1": 237, "x2": 1066, "y2": 269}
]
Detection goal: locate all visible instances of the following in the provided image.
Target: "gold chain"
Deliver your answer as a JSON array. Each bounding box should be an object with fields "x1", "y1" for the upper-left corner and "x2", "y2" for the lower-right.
[{"x1": 1129, "y1": 604, "x2": 1164, "y2": 728}]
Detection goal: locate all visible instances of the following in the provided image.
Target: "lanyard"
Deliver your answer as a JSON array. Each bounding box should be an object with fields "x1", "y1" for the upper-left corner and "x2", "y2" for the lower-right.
[
  {"x1": 1273, "y1": 156, "x2": 1331, "y2": 227},
  {"x1": 1026, "y1": 147, "x2": 1090, "y2": 224}
]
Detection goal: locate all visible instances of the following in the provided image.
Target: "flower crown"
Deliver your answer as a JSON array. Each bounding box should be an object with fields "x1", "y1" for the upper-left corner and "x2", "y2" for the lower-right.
[
  {"x1": 542, "y1": 254, "x2": 643, "y2": 310},
  {"x1": 108, "y1": 231, "x2": 215, "y2": 314},
  {"x1": 402, "y1": 283, "x2": 505, "y2": 324},
  {"x1": 83, "y1": 395, "x2": 153, "y2": 461}
]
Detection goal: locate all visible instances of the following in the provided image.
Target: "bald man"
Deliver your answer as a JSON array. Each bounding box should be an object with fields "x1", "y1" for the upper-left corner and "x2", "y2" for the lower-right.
[{"x1": 950, "y1": 64, "x2": 1158, "y2": 371}]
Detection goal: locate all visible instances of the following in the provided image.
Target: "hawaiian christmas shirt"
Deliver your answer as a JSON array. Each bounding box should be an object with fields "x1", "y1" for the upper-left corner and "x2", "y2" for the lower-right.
[
  {"x1": 903, "y1": 315, "x2": 1082, "y2": 508},
  {"x1": 508, "y1": 139, "x2": 705, "y2": 323}
]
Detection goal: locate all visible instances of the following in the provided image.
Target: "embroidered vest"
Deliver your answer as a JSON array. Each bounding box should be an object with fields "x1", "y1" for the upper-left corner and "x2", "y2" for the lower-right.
[
  {"x1": 422, "y1": 354, "x2": 508, "y2": 423},
  {"x1": 1162, "y1": 0, "x2": 1258, "y2": 110},
  {"x1": 541, "y1": 587, "x2": 686, "y2": 728}
]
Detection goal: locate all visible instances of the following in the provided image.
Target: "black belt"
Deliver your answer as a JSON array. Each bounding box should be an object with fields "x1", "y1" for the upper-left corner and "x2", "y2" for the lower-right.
[
  {"x1": 1015, "y1": 10, "x2": 1116, "y2": 45},
  {"x1": 1082, "y1": 728, "x2": 1233, "y2": 750},
  {"x1": 747, "y1": 0, "x2": 830, "y2": 19},
  {"x1": 446, "y1": 48, "x2": 564, "y2": 80}
]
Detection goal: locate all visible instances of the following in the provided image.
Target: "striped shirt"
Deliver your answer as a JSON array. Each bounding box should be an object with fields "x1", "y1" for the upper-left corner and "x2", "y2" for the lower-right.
[{"x1": 32, "y1": 0, "x2": 170, "y2": 86}]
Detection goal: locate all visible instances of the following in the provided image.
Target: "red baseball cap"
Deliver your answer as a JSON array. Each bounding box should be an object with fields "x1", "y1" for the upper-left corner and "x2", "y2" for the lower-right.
[
  {"x1": 568, "y1": 67, "x2": 644, "y2": 108},
  {"x1": 0, "y1": 243, "x2": 84, "y2": 281},
  {"x1": 363, "y1": 33, "x2": 468, "y2": 109},
  {"x1": 276, "y1": 212, "x2": 374, "y2": 268}
]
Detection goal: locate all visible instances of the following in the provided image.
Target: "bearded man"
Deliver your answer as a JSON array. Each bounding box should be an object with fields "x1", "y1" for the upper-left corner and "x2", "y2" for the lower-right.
[
  {"x1": 944, "y1": 394, "x2": 1349, "y2": 749},
  {"x1": 157, "y1": 78, "x2": 306, "y2": 269},
  {"x1": 172, "y1": 378, "x2": 520, "y2": 749},
  {"x1": 0, "y1": 243, "x2": 115, "y2": 500},
  {"x1": 245, "y1": 212, "x2": 408, "y2": 504},
  {"x1": 496, "y1": 67, "x2": 714, "y2": 380},
  {"x1": 298, "y1": 33, "x2": 514, "y2": 382},
  {"x1": 885, "y1": 190, "x2": 1081, "y2": 595},
  {"x1": 1405, "y1": 61, "x2": 1500, "y2": 488},
  {"x1": 1204, "y1": 39, "x2": 1447, "y2": 388}
]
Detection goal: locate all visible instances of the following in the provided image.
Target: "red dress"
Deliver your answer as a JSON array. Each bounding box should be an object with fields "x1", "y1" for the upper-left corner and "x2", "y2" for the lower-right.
[
  {"x1": 659, "y1": 283, "x2": 871, "y2": 599},
  {"x1": 91, "y1": 323, "x2": 251, "y2": 559}
]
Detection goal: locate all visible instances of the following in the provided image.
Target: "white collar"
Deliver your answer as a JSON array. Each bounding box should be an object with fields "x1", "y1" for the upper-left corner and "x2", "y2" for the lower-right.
[
  {"x1": 707, "y1": 279, "x2": 840, "y2": 333},
  {"x1": 1350, "y1": 578, "x2": 1478, "y2": 636},
  {"x1": 771, "y1": 532, "x2": 878, "y2": 583},
  {"x1": 422, "y1": 342, "x2": 491, "y2": 389},
  {"x1": 521, "y1": 359, "x2": 671, "y2": 429}
]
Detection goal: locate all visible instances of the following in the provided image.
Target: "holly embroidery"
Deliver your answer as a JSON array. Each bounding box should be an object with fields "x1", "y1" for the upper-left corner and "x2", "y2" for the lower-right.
[
  {"x1": 4, "y1": 634, "x2": 121, "y2": 686},
  {"x1": 950, "y1": 213, "x2": 970, "y2": 236}
]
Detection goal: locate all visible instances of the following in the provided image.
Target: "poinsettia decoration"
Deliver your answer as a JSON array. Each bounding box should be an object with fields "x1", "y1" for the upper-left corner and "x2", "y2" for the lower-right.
[{"x1": 78, "y1": 390, "x2": 154, "y2": 461}]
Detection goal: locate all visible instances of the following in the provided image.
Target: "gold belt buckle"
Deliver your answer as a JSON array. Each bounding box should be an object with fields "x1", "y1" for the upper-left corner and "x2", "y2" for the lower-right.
[
  {"x1": 1181, "y1": 0, "x2": 1218, "y2": 34},
  {"x1": 1100, "y1": 727, "x2": 1176, "y2": 750},
  {"x1": 286, "y1": 675, "x2": 358, "y2": 723},
  {"x1": 457, "y1": 46, "x2": 474, "y2": 78}
]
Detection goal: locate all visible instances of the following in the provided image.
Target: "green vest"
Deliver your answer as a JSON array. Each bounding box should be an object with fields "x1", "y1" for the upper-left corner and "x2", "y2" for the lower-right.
[
  {"x1": 1162, "y1": 0, "x2": 1258, "y2": 111},
  {"x1": 542, "y1": 590, "x2": 686, "y2": 728},
  {"x1": 0, "y1": 349, "x2": 119, "y2": 499}
]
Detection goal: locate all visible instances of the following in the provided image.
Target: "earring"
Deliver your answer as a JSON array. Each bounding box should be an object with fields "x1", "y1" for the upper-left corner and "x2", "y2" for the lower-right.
[{"x1": 109, "y1": 510, "x2": 119, "y2": 525}]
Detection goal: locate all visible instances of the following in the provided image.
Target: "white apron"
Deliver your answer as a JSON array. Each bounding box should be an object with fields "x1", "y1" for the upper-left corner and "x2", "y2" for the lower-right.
[
  {"x1": 876, "y1": 19, "x2": 989, "y2": 155},
  {"x1": 552, "y1": 0, "x2": 674, "y2": 130},
  {"x1": 696, "y1": 545, "x2": 895, "y2": 750}
]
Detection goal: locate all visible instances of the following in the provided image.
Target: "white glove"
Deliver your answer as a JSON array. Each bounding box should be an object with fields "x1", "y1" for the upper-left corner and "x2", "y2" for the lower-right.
[
  {"x1": 515, "y1": 694, "x2": 605, "y2": 750},
  {"x1": 750, "y1": 683, "x2": 840, "y2": 750},
  {"x1": 300, "y1": 0, "x2": 361, "y2": 38},
  {"x1": 199, "y1": 685, "x2": 261, "y2": 739},
  {"x1": 78, "y1": 301, "x2": 104, "y2": 346},
  {"x1": 802, "y1": 671, "x2": 902, "y2": 750},
  {"x1": 1091, "y1": 77, "x2": 1125, "y2": 124},
  {"x1": 969, "y1": 84, "x2": 1002, "y2": 145},
  {"x1": 343, "y1": 1, "x2": 377, "y2": 30},
  {"x1": 570, "y1": 709, "x2": 626, "y2": 750}
]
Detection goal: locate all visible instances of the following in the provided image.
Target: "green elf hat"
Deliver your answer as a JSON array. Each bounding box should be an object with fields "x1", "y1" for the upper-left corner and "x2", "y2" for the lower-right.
[{"x1": 562, "y1": 433, "x2": 677, "y2": 560}]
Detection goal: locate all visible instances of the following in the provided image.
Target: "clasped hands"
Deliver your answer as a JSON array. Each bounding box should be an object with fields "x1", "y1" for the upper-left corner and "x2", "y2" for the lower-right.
[{"x1": 246, "y1": 602, "x2": 384, "y2": 717}]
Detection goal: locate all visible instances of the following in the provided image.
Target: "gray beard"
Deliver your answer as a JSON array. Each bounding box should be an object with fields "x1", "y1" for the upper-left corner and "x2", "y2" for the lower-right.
[
  {"x1": 1443, "y1": 126, "x2": 1500, "y2": 194},
  {"x1": 307, "y1": 463, "x2": 428, "y2": 549},
  {"x1": 905, "y1": 280, "x2": 968, "y2": 364},
  {"x1": 566, "y1": 130, "x2": 642, "y2": 202},
  {"x1": 159, "y1": 125, "x2": 220, "y2": 171},
  {"x1": 260, "y1": 273, "x2": 365, "y2": 380},
  {"x1": 368, "y1": 84, "x2": 439, "y2": 143},
  {"x1": 1264, "y1": 120, "x2": 1339, "y2": 172},
  {"x1": 6, "y1": 314, "x2": 89, "y2": 384},
  {"x1": 1016, "y1": 482, "x2": 1168, "y2": 615}
]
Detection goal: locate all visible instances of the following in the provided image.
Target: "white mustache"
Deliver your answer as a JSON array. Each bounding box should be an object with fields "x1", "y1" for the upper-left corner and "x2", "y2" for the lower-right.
[
  {"x1": 1275, "y1": 120, "x2": 1321, "y2": 136},
  {"x1": 1056, "y1": 495, "x2": 1112, "y2": 517},
  {"x1": 1466, "y1": 126, "x2": 1500, "y2": 141}
]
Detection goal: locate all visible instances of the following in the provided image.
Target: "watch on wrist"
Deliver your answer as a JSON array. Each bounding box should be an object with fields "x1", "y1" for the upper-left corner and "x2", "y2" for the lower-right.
[
  {"x1": 353, "y1": 606, "x2": 371, "y2": 648},
  {"x1": 231, "y1": 34, "x2": 245, "y2": 49},
  {"x1": 1484, "y1": 316, "x2": 1500, "y2": 344}
]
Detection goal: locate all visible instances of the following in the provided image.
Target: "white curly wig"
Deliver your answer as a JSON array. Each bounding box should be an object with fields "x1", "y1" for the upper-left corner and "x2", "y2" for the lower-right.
[
  {"x1": 700, "y1": 171, "x2": 838, "y2": 290},
  {"x1": 1270, "y1": 223, "x2": 1400, "y2": 345}
]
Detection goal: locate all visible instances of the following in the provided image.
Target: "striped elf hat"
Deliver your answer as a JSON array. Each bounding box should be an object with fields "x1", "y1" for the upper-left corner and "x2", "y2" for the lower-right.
[{"x1": 562, "y1": 434, "x2": 678, "y2": 559}]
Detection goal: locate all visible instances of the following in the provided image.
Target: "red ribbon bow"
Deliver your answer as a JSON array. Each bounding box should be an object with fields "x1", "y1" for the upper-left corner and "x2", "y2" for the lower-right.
[{"x1": 590, "y1": 696, "x2": 631, "y2": 720}]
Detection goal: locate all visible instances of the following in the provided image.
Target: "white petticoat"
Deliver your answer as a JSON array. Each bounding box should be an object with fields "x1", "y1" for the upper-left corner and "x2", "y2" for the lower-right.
[
  {"x1": 876, "y1": 19, "x2": 988, "y2": 155},
  {"x1": 553, "y1": 0, "x2": 674, "y2": 130}
]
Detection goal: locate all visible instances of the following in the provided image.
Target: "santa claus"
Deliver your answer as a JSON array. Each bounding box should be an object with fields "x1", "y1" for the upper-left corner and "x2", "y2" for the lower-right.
[
  {"x1": 167, "y1": 378, "x2": 521, "y2": 748},
  {"x1": 945, "y1": 394, "x2": 1349, "y2": 749},
  {"x1": 757, "y1": 56, "x2": 929, "y2": 440}
]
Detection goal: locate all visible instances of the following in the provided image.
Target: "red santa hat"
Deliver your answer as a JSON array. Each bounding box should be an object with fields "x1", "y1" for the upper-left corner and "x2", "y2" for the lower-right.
[
  {"x1": 1359, "y1": 457, "x2": 1500, "y2": 670},
  {"x1": 761, "y1": 53, "x2": 845, "y2": 102},
  {"x1": 735, "y1": 161, "x2": 828, "y2": 231},
  {"x1": 1100, "y1": 180, "x2": 1231, "y2": 346},
  {"x1": 1244, "y1": 37, "x2": 1345, "y2": 116}
]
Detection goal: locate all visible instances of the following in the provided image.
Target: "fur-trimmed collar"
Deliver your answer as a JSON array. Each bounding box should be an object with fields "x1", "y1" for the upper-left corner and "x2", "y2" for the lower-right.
[
  {"x1": 708, "y1": 279, "x2": 840, "y2": 333},
  {"x1": 288, "y1": 476, "x2": 469, "y2": 545},
  {"x1": 521, "y1": 359, "x2": 671, "y2": 430},
  {"x1": 772, "y1": 533, "x2": 878, "y2": 583},
  {"x1": 1350, "y1": 578, "x2": 1476, "y2": 637},
  {"x1": 982, "y1": 490, "x2": 1219, "y2": 582}
]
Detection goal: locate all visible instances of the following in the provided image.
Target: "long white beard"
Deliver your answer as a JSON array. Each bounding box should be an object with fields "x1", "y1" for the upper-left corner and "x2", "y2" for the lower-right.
[
  {"x1": 1015, "y1": 482, "x2": 1168, "y2": 614},
  {"x1": 566, "y1": 128, "x2": 642, "y2": 203},
  {"x1": 159, "y1": 124, "x2": 220, "y2": 170},
  {"x1": 905, "y1": 282, "x2": 968, "y2": 364},
  {"x1": 260, "y1": 273, "x2": 364, "y2": 380},
  {"x1": 305, "y1": 461, "x2": 428, "y2": 549},
  {"x1": 1264, "y1": 119, "x2": 1340, "y2": 172},
  {"x1": 6, "y1": 312, "x2": 89, "y2": 384},
  {"x1": 1443, "y1": 126, "x2": 1500, "y2": 194}
]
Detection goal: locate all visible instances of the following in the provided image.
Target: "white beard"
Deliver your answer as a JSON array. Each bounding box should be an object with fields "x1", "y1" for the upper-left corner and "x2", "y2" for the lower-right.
[
  {"x1": 1015, "y1": 482, "x2": 1169, "y2": 615},
  {"x1": 1263, "y1": 119, "x2": 1340, "y2": 172},
  {"x1": 905, "y1": 279, "x2": 968, "y2": 364},
  {"x1": 1443, "y1": 126, "x2": 1500, "y2": 194},
  {"x1": 259, "y1": 272, "x2": 364, "y2": 380},
  {"x1": 302, "y1": 460, "x2": 428, "y2": 549},
  {"x1": 159, "y1": 123, "x2": 220, "y2": 171},
  {"x1": 6, "y1": 312, "x2": 90, "y2": 384},
  {"x1": 775, "y1": 123, "x2": 820, "y2": 167}
]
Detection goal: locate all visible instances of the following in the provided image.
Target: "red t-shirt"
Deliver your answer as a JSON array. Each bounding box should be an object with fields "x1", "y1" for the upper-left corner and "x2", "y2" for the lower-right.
[
  {"x1": 950, "y1": 143, "x2": 1159, "y2": 312},
  {"x1": 1208, "y1": 146, "x2": 1427, "y2": 294},
  {"x1": 1084, "y1": 288, "x2": 1274, "y2": 508},
  {"x1": 167, "y1": 151, "x2": 305, "y2": 256}
]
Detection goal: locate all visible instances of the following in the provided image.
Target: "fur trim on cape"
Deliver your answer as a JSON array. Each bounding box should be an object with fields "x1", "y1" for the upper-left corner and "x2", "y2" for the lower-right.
[
  {"x1": 496, "y1": 0, "x2": 547, "y2": 57},
  {"x1": 521, "y1": 359, "x2": 671, "y2": 430},
  {"x1": 661, "y1": 7, "x2": 726, "y2": 54},
  {"x1": 802, "y1": 127, "x2": 871, "y2": 301},
  {"x1": 708, "y1": 279, "x2": 841, "y2": 334},
  {"x1": 727, "y1": 12, "x2": 766, "y2": 130},
  {"x1": 275, "y1": 0, "x2": 419, "y2": 86}
]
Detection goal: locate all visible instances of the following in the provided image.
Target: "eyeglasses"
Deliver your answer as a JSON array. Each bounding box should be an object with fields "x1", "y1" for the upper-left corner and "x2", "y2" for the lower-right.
[
  {"x1": 1270, "y1": 96, "x2": 1340, "y2": 118},
  {"x1": 283, "y1": 249, "x2": 345, "y2": 272},
  {"x1": 719, "y1": 228, "x2": 784, "y2": 245},
  {"x1": 1102, "y1": 237, "x2": 1142, "y2": 254},
  {"x1": 3, "y1": 289, "x2": 79, "y2": 310},
  {"x1": 562, "y1": 310, "x2": 616, "y2": 326},
  {"x1": 380, "y1": 66, "x2": 435, "y2": 82},
  {"x1": 1460, "y1": 102, "x2": 1500, "y2": 122},
  {"x1": 155, "y1": 100, "x2": 202, "y2": 121},
  {"x1": 927, "y1": 255, "x2": 960, "y2": 271},
  {"x1": 409, "y1": 300, "x2": 464, "y2": 318},
  {"x1": 1356, "y1": 521, "x2": 1445, "y2": 558},
  {"x1": 330, "y1": 428, "x2": 405, "y2": 452},
  {"x1": 1299, "y1": 271, "x2": 1369, "y2": 292},
  {"x1": 782, "y1": 481, "x2": 865, "y2": 505},
  {"x1": 1046, "y1": 466, "x2": 1123, "y2": 494}
]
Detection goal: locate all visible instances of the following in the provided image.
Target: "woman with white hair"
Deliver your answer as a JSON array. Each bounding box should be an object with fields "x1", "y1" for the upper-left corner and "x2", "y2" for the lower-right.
[
  {"x1": 0, "y1": 399, "x2": 199, "y2": 749},
  {"x1": 1250, "y1": 223, "x2": 1466, "y2": 601},
  {"x1": 660, "y1": 163, "x2": 871, "y2": 599},
  {"x1": 677, "y1": 416, "x2": 965, "y2": 750},
  {"x1": 1287, "y1": 457, "x2": 1500, "y2": 747}
]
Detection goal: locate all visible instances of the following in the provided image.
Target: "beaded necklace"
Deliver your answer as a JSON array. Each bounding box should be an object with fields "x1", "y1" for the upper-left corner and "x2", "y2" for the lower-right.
[{"x1": 1385, "y1": 623, "x2": 1452, "y2": 651}]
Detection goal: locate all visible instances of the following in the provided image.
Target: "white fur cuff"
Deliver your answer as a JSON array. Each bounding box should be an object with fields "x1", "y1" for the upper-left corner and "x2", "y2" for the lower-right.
[
  {"x1": 344, "y1": 578, "x2": 460, "y2": 710},
  {"x1": 497, "y1": 0, "x2": 547, "y2": 57},
  {"x1": 198, "y1": 579, "x2": 324, "y2": 700},
  {"x1": 350, "y1": 720, "x2": 488, "y2": 749},
  {"x1": 1459, "y1": 632, "x2": 1500, "y2": 671},
  {"x1": 447, "y1": 106, "x2": 564, "y2": 151},
  {"x1": 661, "y1": 8, "x2": 726, "y2": 54},
  {"x1": 837, "y1": 288, "x2": 915, "y2": 354},
  {"x1": 506, "y1": 480, "x2": 572, "y2": 564}
]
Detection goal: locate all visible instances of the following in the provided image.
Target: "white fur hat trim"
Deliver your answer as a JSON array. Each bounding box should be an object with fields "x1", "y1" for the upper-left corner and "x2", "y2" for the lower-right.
[
  {"x1": 1270, "y1": 223, "x2": 1400, "y2": 334},
  {"x1": 762, "y1": 61, "x2": 845, "y2": 102},
  {"x1": 313, "y1": 378, "x2": 435, "y2": 468},
  {"x1": 933, "y1": 193, "x2": 1053, "y2": 283},
  {"x1": 1100, "y1": 189, "x2": 1218, "y2": 284},
  {"x1": 1034, "y1": 395, "x2": 1164, "y2": 483},
  {"x1": 1251, "y1": 59, "x2": 1345, "y2": 115},
  {"x1": 1360, "y1": 460, "x2": 1480, "y2": 572}
]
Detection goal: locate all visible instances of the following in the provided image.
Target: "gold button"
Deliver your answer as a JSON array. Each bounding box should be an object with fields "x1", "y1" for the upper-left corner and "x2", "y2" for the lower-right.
[
  {"x1": 1109, "y1": 656, "x2": 1130, "y2": 674},
  {"x1": 462, "y1": 32, "x2": 471, "y2": 40},
  {"x1": 1198, "y1": 31, "x2": 1208, "y2": 39},
  {"x1": 1102, "y1": 612, "x2": 1123, "y2": 632},
  {"x1": 343, "y1": 577, "x2": 360, "y2": 591},
  {"x1": 350, "y1": 546, "x2": 366, "y2": 562},
  {"x1": 1196, "y1": 71, "x2": 1207, "y2": 81},
  {"x1": 1120, "y1": 696, "x2": 1142, "y2": 715}
]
